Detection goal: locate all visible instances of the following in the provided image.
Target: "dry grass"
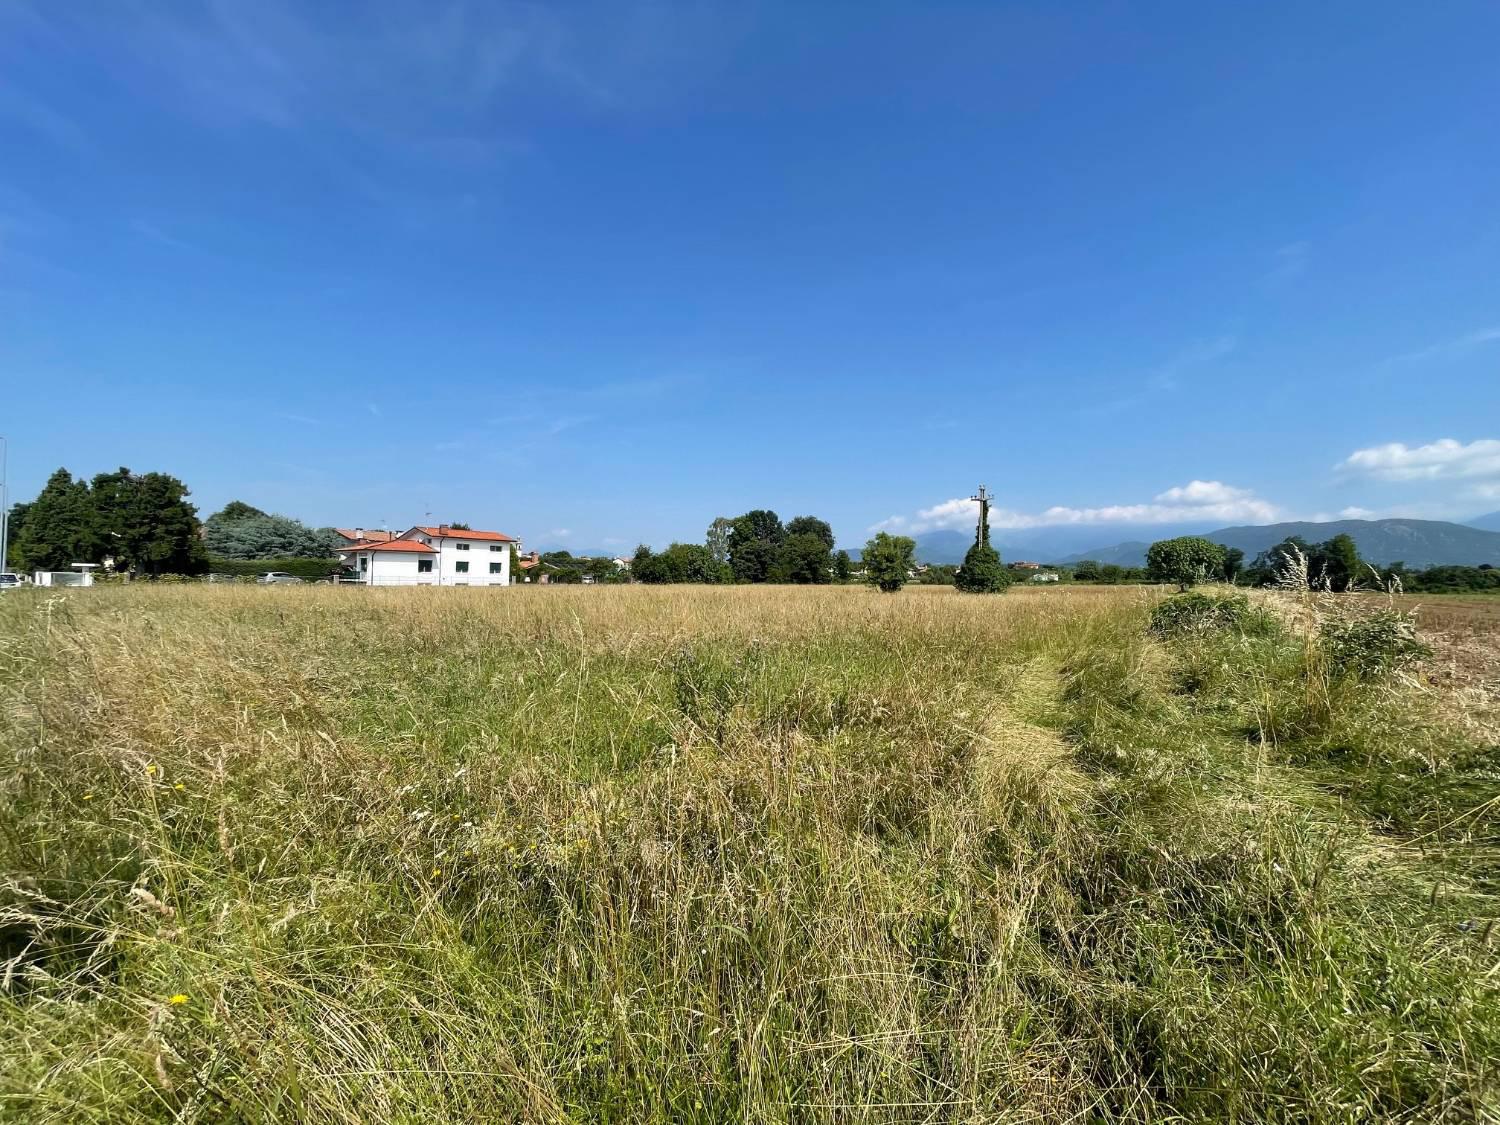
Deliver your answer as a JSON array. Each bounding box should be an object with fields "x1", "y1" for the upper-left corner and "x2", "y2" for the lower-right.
[{"x1": 2, "y1": 583, "x2": 1497, "y2": 1123}]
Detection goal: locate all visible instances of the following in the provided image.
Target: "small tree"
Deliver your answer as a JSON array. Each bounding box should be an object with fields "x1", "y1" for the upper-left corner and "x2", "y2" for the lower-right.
[
  {"x1": 1145, "y1": 536, "x2": 1227, "y2": 591},
  {"x1": 862, "y1": 533, "x2": 915, "y2": 593},
  {"x1": 834, "y1": 549, "x2": 852, "y2": 582}
]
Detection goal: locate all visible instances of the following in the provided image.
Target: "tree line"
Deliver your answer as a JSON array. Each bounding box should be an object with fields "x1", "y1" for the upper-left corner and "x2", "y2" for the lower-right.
[
  {"x1": 633, "y1": 511, "x2": 855, "y2": 585},
  {"x1": 5, "y1": 469, "x2": 345, "y2": 578}
]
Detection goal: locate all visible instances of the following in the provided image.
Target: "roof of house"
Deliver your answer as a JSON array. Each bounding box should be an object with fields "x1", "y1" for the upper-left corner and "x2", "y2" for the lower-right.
[
  {"x1": 341, "y1": 539, "x2": 436, "y2": 554},
  {"x1": 336, "y1": 528, "x2": 395, "y2": 542},
  {"x1": 411, "y1": 526, "x2": 517, "y2": 543}
]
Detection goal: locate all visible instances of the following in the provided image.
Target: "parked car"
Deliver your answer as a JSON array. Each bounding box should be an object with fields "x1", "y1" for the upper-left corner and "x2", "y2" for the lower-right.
[
  {"x1": 0, "y1": 572, "x2": 22, "y2": 591},
  {"x1": 257, "y1": 571, "x2": 302, "y2": 585}
]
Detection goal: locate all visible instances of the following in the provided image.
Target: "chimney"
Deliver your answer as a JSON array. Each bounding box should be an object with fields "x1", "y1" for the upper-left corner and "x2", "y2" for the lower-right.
[
  {"x1": 439, "y1": 523, "x2": 451, "y2": 534},
  {"x1": 354, "y1": 527, "x2": 364, "y2": 542}
]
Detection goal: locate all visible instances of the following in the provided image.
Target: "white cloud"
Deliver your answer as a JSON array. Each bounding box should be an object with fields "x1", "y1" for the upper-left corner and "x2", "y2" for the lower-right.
[
  {"x1": 1339, "y1": 506, "x2": 1377, "y2": 519},
  {"x1": 1338, "y1": 438, "x2": 1500, "y2": 482},
  {"x1": 872, "y1": 481, "x2": 1279, "y2": 534}
]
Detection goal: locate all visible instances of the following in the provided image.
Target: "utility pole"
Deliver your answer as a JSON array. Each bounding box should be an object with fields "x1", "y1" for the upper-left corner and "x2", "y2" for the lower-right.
[
  {"x1": 969, "y1": 484, "x2": 991, "y2": 547},
  {"x1": 0, "y1": 435, "x2": 8, "y2": 576}
]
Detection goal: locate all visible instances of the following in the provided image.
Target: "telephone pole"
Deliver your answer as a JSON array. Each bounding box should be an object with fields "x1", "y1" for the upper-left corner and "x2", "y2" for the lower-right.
[
  {"x1": 0, "y1": 435, "x2": 8, "y2": 576},
  {"x1": 969, "y1": 484, "x2": 991, "y2": 547}
]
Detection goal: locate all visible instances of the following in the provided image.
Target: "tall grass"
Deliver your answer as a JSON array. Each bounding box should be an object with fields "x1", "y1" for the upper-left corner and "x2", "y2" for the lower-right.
[{"x1": 1, "y1": 584, "x2": 1496, "y2": 1122}]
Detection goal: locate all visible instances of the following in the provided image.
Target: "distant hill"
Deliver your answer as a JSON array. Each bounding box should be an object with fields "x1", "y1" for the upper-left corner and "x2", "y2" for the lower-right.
[
  {"x1": 1056, "y1": 519, "x2": 1500, "y2": 570},
  {"x1": 1469, "y1": 511, "x2": 1500, "y2": 532}
]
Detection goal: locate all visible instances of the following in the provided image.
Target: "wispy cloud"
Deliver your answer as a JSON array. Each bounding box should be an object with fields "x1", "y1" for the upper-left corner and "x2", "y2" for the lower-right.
[
  {"x1": 1379, "y1": 327, "x2": 1500, "y2": 367},
  {"x1": 130, "y1": 220, "x2": 201, "y2": 254},
  {"x1": 872, "y1": 480, "x2": 1279, "y2": 534},
  {"x1": 1265, "y1": 241, "x2": 1309, "y2": 283},
  {"x1": 1086, "y1": 335, "x2": 1237, "y2": 415},
  {"x1": 1337, "y1": 438, "x2": 1500, "y2": 483},
  {"x1": 1145, "y1": 335, "x2": 1237, "y2": 393}
]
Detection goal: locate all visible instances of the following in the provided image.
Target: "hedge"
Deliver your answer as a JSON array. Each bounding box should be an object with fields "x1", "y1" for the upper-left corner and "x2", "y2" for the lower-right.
[{"x1": 206, "y1": 556, "x2": 342, "y2": 580}]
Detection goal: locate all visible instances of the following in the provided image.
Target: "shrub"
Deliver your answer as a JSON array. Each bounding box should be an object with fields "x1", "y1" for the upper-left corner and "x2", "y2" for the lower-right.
[
  {"x1": 206, "y1": 555, "x2": 340, "y2": 580},
  {"x1": 1149, "y1": 591, "x2": 1266, "y2": 637},
  {"x1": 954, "y1": 542, "x2": 1009, "y2": 593},
  {"x1": 1320, "y1": 609, "x2": 1432, "y2": 680}
]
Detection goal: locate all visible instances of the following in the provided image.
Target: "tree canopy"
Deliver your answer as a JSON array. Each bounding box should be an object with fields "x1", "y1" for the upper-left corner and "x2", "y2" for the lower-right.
[
  {"x1": 633, "y1": 543, "x2": 726, "y2": 584},
  {"x1": 862, "y1": 532, "x2": 916, "y2": 593},
  {"x1": 203, "y1": 512, "x2": 343, "y2": 560},
  {"x1": 1145, "y1": 536, "x2": 1227, "y2": 590},
  {"x1": 10, "y1": 469, "x2": 100, "y2": 572},
  {"x1": 12, "y1": 466, "x2": 207, "y2": 576}
]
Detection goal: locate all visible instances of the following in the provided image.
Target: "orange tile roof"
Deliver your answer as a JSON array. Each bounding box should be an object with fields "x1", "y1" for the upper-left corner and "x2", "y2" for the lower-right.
[
  {"x1": 336, "y1": 528, "x2": 394, "y2": 542},
  {"x1": 341, "y1": 539, "x2": 435, "y2": 553},
  {"x1": 413, "y1": 526, "x2": 516, "y2": 543}
]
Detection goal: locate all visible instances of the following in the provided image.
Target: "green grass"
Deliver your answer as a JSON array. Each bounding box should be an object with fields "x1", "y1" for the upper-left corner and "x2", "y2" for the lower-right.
[{"x1": 1, "y1": 584, "x2": 1496, "y2": 1123}]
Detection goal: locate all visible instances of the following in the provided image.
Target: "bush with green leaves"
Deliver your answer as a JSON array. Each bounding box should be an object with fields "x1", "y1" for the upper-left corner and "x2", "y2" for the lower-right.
[
  {"x1": 1148, "y1": 590, "x2": 1279, "y2": 638},
  {"x1": 954, "y1": 541, "x2": 1009, "y2": 593},
  {"x1": 1320, "y1": 608, "x2": 1432, "y2": 680},
  {"x1": 861, "y1": 532, "x2": 915, "y2": 592}
]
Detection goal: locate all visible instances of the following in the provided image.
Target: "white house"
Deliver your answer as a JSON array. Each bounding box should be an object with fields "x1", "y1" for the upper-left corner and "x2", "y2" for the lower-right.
[{"x1": 338, "y1": 524, "x2": 517, "y2": 586}]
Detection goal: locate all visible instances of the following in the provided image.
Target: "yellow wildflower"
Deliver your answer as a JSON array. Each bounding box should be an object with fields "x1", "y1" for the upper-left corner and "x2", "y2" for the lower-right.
[
  {"x1": 145, "y1": 764, "x2": 158, "y2": 776},
  {"x1": 431, "y1": 867, "x2": 442, "y2": 877},
  {"x1": 173, "y1": 783, "x2": 185, "y2": 791},
  {"x1": 83, "y1": 794, "x2": 94, "y2": 801},
  {"x1": 168, "y1": 994, "x2": 188, "y2": 1005}
]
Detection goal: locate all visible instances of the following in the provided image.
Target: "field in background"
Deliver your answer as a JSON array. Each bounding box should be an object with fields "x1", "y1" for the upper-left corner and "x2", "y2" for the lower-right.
[{"x1": 3, "y1": 583, "x2": 1498, "y2": 1123}]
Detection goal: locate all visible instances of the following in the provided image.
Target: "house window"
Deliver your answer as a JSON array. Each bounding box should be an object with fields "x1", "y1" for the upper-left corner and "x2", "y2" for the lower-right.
[
  {"x1": 418, "y1": 559, "x2": 432, "y2": 573},
  {"x1": 359, "y1": 555, "x2": 368, "y2": 572},
  {"x1": 489, "y1": 562, "x2": 502, "y2": 574},
  {"x1": 455, "y1": 561, "x2": 469, "y2": 573},
  {"x1": 490, "y1": 545, "x2": 502, "y2": 552},
  {"x1": 456, "y1": 543, "x2": 470, "y2": 551}
]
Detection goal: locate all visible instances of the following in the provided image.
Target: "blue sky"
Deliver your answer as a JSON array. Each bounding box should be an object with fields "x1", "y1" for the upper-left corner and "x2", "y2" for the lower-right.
[{"x1": 3, "y1": 1, "x2": 1499, "y2": 551}]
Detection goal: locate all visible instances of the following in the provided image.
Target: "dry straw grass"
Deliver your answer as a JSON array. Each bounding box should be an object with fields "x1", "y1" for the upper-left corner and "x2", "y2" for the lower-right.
[{"x1": 2, "y1": 583, "x2": 1497, "y2": 1123}]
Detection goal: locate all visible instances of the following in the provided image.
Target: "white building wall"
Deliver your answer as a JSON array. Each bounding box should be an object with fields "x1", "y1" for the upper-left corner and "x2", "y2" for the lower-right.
[
  {"x1": 346, "y1": 551, "x2": 437, "y2": 586},
  {"x1": 392, "y1": 531, "x2": 512, "y2": 586}
]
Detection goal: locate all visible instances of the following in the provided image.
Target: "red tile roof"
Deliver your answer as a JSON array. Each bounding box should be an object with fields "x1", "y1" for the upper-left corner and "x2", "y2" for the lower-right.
[
  {"x1": 341, "y1": 539, "x2": 435, "y2": 553},
  {"x1": 412, "y1": 526, "x2": 517, "y2": 543},
  {"x1": 336, "y1": 528, "x2": 394, "y2": 542}
]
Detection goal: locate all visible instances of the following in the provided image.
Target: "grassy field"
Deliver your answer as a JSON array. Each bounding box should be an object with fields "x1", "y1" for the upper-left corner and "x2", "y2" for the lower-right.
[{"x1": 2, "y1": 583, "x2": 1498, "y2": 1123}]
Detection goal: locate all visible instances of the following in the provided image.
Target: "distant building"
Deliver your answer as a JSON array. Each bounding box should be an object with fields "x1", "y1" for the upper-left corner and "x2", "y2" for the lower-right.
[
  {"x1": 338, "y1": 524, "x2": 518, "y2": 586},
  {"x1": 1011, "y1": 561, "x2": 1043, "y2": 570}
]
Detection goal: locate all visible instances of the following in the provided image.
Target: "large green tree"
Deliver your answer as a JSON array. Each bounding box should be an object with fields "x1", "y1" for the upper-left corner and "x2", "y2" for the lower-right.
[
  {"x1": 1145, "y1": 536, "x2": 1226, "y2": 590},
  {"x1": 208, "y1": 500, "x2": 267, "y2": 523},
  {"x1": 10, "y1": 468, "x2": 100, "y2": 572},
  {"x1": 92, "y1": 468, "x2": 207, "y2": 576},
  {"x1": 778, "y1": 533, "x2": 834, "y2": 584},
  {"x1": 203, "y1": 513, "x2": 343, "y2": 560},
  {"x1": 785, "y1": 515, "x2": 835, "y2": 552},
  {"x1": 728, "y1": 510, "x2": 786, "y2": 583},
  {"x1": 862, "y1": 533, "x2": 916, "y2": 593}
]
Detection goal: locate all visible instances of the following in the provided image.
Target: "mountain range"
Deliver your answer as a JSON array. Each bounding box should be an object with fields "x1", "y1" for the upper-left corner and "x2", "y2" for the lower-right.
[{"x1": 1048, "y1": 518, "x2": 1500, "y2": 570}]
